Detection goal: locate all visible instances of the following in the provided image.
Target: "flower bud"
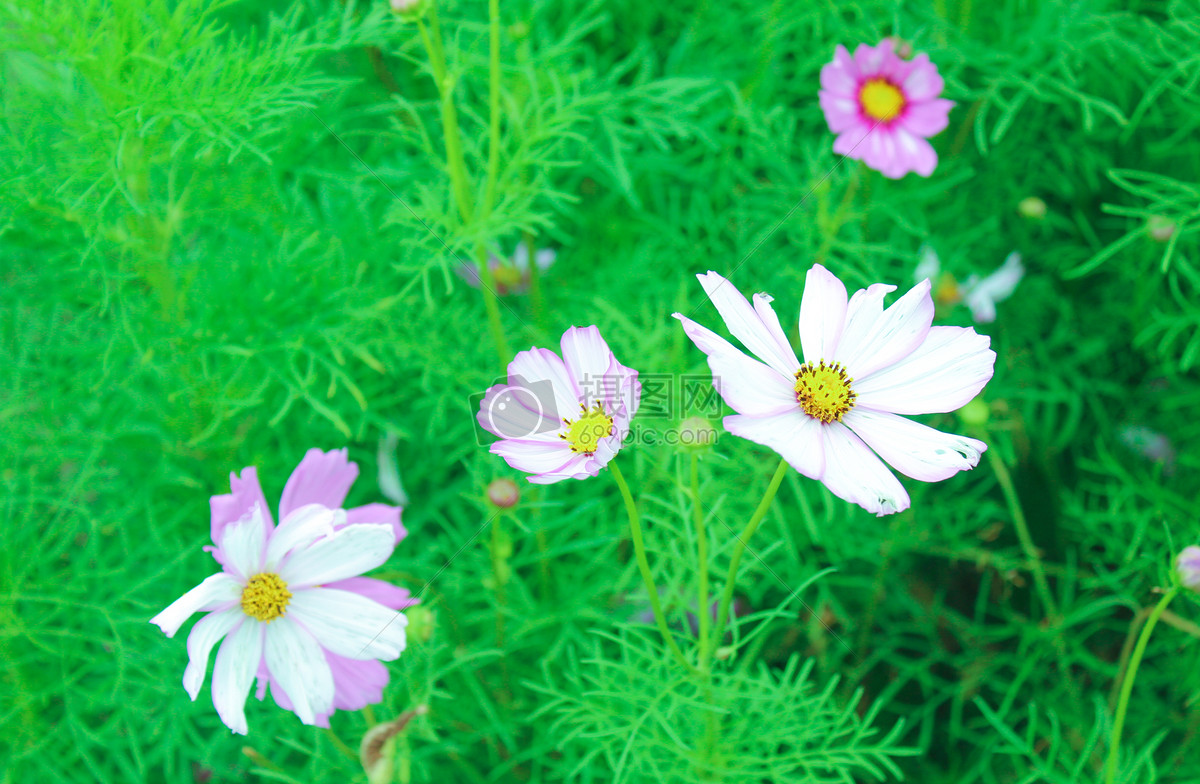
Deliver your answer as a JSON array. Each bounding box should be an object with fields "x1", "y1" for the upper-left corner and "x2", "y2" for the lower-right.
[
  {"x1": 678, "y1": 416, "x2": 717, "y2": 450},
  {"x1": 1147, "y1": 215, "x2": 1176, "y2": 243},
  {"x1": 486, "y1": 478, "x2": 520, "y2": 509},
  {"x1": 1017, "y1": 196, "x2": 1047, "y2": 221},
  {"x1": 958, "y1": 398, "x2": 990, "y2": 428},
  {"x1": 884, "y1": 36, "x2": 914, "y2": 59},
  {"x1": 1176, "y1": 546, "x2": 1200, "y2": 592}
]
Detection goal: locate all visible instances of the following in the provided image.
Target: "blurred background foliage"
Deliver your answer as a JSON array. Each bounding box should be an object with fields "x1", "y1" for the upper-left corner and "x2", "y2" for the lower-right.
[{"x1": 2, "y1": 0, "x2": 1199, "y2": 781}]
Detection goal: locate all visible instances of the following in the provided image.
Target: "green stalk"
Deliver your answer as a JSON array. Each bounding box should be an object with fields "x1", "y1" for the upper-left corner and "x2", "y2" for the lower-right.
[
  {"x1": 711, "y1": 458, "x2": 789, "y2": 648},
  {"x1": 987, "y1": 447, "x2": 1059, "y2": 621},
  {"x1": 692, "y1": 453, "x2": 712, "y2": 671},
  {"x1": 1105, "y1": 587, "x2": 1180, "y2": 784},
  {"x1": 610, "y1": 461, "x2": 697, "y2": 675},
  {"x1": 483, "y1": 0, "x2": 502, "y2": 215}
]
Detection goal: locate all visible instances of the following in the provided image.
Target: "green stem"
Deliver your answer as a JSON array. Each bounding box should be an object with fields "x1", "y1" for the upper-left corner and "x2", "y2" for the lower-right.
[
  {"x1": 610, "y1": 461, "x2": 697, "y2": 675},
  {"x1": 987, "y1": 447, "x2": 1059, "y2": 621},
  {"x1": 711, "y1": 458, "x2": 789, "y2": 648},
  {"x1": 483, "y1": 0, "x2": 502, "y2": 215},
  {"x1": 692, "y1": 453, "x2": 712, "y2": 672},
  {"x1": 814, "y1": 163, "x2": 862, "y2": 266},
  {"x1": 1105, "y1": 587, "x2": 1180, "y2": 784}
]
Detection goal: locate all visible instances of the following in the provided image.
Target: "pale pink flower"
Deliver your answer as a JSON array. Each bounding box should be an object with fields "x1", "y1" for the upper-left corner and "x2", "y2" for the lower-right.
[
  {"x1": 151, "y1": 449, "x2": 415, "y2": 734},
  {"x1": 674, "y1": 267, "x2": 995, "y2": 515},
  {"x1": 1177, "y1": 546, "x2": 1200, "y2": 592},
  {"x1": 477, "y1": 326, "x2": 640, "y2": 484},
  {"x1": 819, "y1": 39, "x2": 954, "y2": 178},
  {"x1": 456, "y1": 241, "x2": 556, "y2": 296},
  {"x1": 917, "y1": 246, "x2": 1024, "y2": 323}
]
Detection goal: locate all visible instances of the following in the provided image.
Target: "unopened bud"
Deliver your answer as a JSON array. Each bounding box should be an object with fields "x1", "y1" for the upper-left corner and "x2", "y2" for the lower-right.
[
  {"x1": 1148, "y1": 215, "x2": 1176, "y2": 243},
  {"x1": 884, "y1": 36, "x2": 914, "y2": 59},
  {"x1": 678, "y1": 416, "x2": 717, "y2": 450},
  {"x1": 390, "y1": 0, "x2": 426, "y2": 14},
  {"x1": 361, "y1": 705, "x2": 429, "y2": 784},
  {"x1": 486, "y1": 478, "x2": 520, "y2": 509},
  {"x1": 1176, "y1": 546, "x2": 1200, "y2": 592},
  {"x1": 959, "y1": 398, "x2": 990, "y2": 428},
  {"x1": 1017, "y1": 196, "x2": 1047, "y2": 220},
  {"x1": 405, "y1": 606, "x2": 436, "y2": 643}
]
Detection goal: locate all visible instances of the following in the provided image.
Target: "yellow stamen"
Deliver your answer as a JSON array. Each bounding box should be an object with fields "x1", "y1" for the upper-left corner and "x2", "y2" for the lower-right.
[
  {"x1": 558, "y1": 403, "x2": 615, "y2": 455},
  {"x1": 240, "y1": 573, "x2": 292, "y2": 622},
  {"x1": 859, "y1": 78, "x2": 905, "y2": 122},
  {"x1": 794, "y1": 361, "x2": 856, "y2": 424}
]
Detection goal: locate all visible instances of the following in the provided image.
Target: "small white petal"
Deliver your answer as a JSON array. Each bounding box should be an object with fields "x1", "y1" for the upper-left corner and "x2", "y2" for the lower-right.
[
  {"x1": 819, "y1": 424, "x2": 910, "y2": 516},
  {"x1": 219, "y1": 505, "x2": 270, "y2": 580},
  {"x1": 265, "y1": 504, "x2": 340, "y2": 570},
  {"x1": 854, "y1": 326, "x2": 995, "y2": 415},
  {"x1": 963, "y1": 251, "x2": 1023, "y2": 323},
  {"x1": 211, "y1": 620, "x2": 262, "y2": 735},
  {"x1": 288, "y1": 588, "x2": 408, "y2": 661},
  {"x1": 278, "y1": 523, "x2": 395, "y2": 589},
  {"x1": 696, "y1": 271, "x2": 800, "y2": 377},
  {"x1": 724, "y1": 410, "x2": 825, "y2": 480},
  {"x1": 151, "y1": 573, "x2": 242, "y2": 638},
  {"x1": 561, "y1": 325, "x2": 617, "y2": 407},
  {"x1": 843, "y1": 409, "x2": 987, "y2": 481},
  {"x1": 183, "y1": 609, "x2": 242, "y2": 699},
  {"x1": 798, "y1": 264, "x2": 849, "y2": 364},
  {"x1": 836, "y1": 279, "x2": 934, "y2": 379},
  {"x1": 674, "y1": 314, "x2": 799, "y2": 417},
  {"x1": 263, "y1": 619, "x2": 334, "y2": 726}
]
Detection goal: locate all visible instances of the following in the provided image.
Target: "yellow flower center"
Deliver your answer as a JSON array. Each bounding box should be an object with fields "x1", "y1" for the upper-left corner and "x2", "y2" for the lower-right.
[
  {"x1": 794, "y1": 361, "x2": 856, "y2": 424},
  {"x1": 859, "y1": 78, "x2": 905, "y2": 122},
  {"x1": 559, "y1": 403, "x2": 615, "y2": 455},
  {"x1": 240, "y1": 573, "x2": 292, "y2": 622}
]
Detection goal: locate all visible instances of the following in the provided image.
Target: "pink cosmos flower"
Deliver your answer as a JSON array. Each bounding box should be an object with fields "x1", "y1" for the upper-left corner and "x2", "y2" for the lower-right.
[
  {"x1": 819, "y1": 39, "x2": 955, "y2": 179},
  {"x1": 151, "y1": 449, "x2": 416, "y2": 734},
  {"x1": 674, "y1": 267, "x2": 995, "y2": 515},
  {"x1": 477, "y1": 325, "x2": 640, "y2": 484}
]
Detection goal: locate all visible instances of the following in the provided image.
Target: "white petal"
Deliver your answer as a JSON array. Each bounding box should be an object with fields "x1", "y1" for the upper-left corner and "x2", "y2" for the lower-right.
[
  {"x1": 525, "y1": 453, "x2": 595, "y2": 484},
  {"x1": 262, "y1": 619, "x2": 334, "y2": 726},
  {"x1": 505, "y1": 347, "x2": 583, "y2": 425},
  {"x1": 831, "y1": 283, "x2": 895, "y2": 370},
  {"x1": 151, "y1": 573, "x2": 242, "y2": 637},
  {"x1": 695, "y1": 271, "x2": 799, "y2": 377},
  {"x1": 836, "y1": 279, "x2": 934, "y2": 379},
  {"x1": 724, "y1": 411, "x2": 825, "y2": 479},
  {"x1": 211, "y1": 619, "x2": 262, "y2": 735},
  {"x1": 854, "y1": 326, "x2": 995, "y2": 415},
  {"x1": 963, "y1": 252, "x2": 1023, "y2": 323},
  {"x1": 265, "y1": 504, "x2": 340, "y2": 571},
  {"x1": 560, "y1": 325, "x2": 617, "y2": 408},
  {"x1": 753, "y1": 292, "x2": 801, "y2": 367},
  {"x1": 819, "y1": 424, "x2": 910, "y2": 516},
  {"x1": 278, "y1": 523, "x2": 396, "y2": 588},
  {"x1": 798, "y1": 264, "x2": 849, "y2": 364},
  {"x1": 843, "y1": 409, "x2": 987, "y2": 481},
  {"x1": 219, "y1": 505, "x2": 270, "y2": 580},
  {"x1": 491, "y1": 438, "x2": 575, "y2": 475},
  {"x1": 183, "y1": 609, "x2": 242, "y2": 699},
  {"x1": 674, "y1": 314, "x2": 799, "y2": 417},
  {"x1": 287, "y1": 587, "x2": 408, "y2": 661}
]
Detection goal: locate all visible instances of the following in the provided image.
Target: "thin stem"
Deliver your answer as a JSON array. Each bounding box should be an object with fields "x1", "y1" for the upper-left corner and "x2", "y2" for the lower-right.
[
  {"x1": 692, "y1": 453, "x2": 712, "y2": 672},
  {"x1": 987, "y1": 447, "x2": 1059, "y2": 621},
  {"x1": 610, "y1": 461, "x2": 697, "y2": 675},
  {"x1": 814, "y1": 163, "x2": 862, "y2": 266},
  {"x1": 711, "y1": 458, "x2": 789, "y2": 648},
  {"x1": 483, "y1": 0, "x2": 502, "y2": 215},
  {"x1": 1105, "y1": 587, "x2": 1180, "y2": 784},
  {"x1": 489, "y1": 512, "x2": 511, "y2": 700}
]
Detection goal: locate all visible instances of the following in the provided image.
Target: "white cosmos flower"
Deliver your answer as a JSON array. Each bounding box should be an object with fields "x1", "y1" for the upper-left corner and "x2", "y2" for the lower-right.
[
  {"x1": 674, "y1": 266, "x2": 996, "y2": 515},
  {"x1": 150, "y1": 503, "x2": 407, "y2": 734},
  {"x1": 917, "y1": 245, "x2": 1024, "y2": 323}
]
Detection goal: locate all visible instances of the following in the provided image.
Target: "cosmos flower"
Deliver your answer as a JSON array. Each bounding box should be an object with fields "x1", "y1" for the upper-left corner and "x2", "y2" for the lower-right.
[
  {"x1": 151, "y1": 449, "x2": 415, "y2": 734},
  {"x1": 818, "y1": 39, "x2": 954, "y2": 178},
  {"x1": 456, "y1": 241, "x2": 556, "y2": 296},
  {"x1": 1176, "y1": 546, "x2": 1200, "y2": 592},
  {"x1": 674, "y1": 267, "x2": 995, "y2": 515},
  {"x1": 477, "y1": 325, "x2": 640, "y2": 484},
  {"x1": 916, "y1": 246, "x2": 1024, "y2": 323}
]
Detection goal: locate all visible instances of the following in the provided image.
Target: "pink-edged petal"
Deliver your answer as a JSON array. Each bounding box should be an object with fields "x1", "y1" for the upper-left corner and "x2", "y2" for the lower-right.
[
  {"x1": 346, "y1": 503, "x2": 406, "y2": 544},
  {"x1": 854, "y1": 326, "x2": 995, "y2": 415},
  {"x1": 753, "y1": 292, "x2": 800, "y2": 364},
  {"x1": 725, "y1": 411, "x2": 825, "y2": 480},
  {"x1": 210, "y1": 467, "x2": 272, "y2": 546},
  {"x1": 832, "y1": 124, "x2": 874, "y2": 161},
  {"x1": 695, "y1": 271, "x2": 800, "y2": 377},
  {"x1": 902, "y1": 53, "x2": 945, "y2": 101},
  {"x1": 262, "y1": 619, "x2": 334, "y2": 726},
  {"x1": 218, "y1": 504, "x2": 271, "y2": 581},
  {"x1": 287, "y1": 587, "x2": 408, "y2": 660},
  {"x1": 820, "y1": 51, "x2": 858, "y2": 95},
  {"x1": 278, "y1": 523, "x2": 396, "y2": 589},
  {"x1": 491, "y1": 438, "x2": 574, "y2": 476},
  {"x1": 891, "y1": 129, "x2": 938, "y2": 177},
  {"x1": 835, "y1": 279, "x2": 934, "y2": 379},
  {"x1": 525, "y1": 453, "x2": 595, "y2": 484},
  {"x1": 325, "y1": 577, "x2": 419, "y2": 610},
  {"x1": 151, "y1": 572, "x2": 242, "y2": 637},
  {"x1": 328, "y1": 654, "x2": 389, "y2": 712},
  {"x1": 211, "y1": 619, "x2": 263, "y2": 735},
  {"x1": 265, "y1": 504, "x2": 340, "y2": 571},
  {"x1": 506, "y1": 347, "x2": 583, "y2": 424},
  {"x1": 674, "y1": 313, "x2": 799, "y2": 416},
  {"x1": 561, "y1": 325, "x2": 617, "y2": 407},
  {"x1": 278, "y1": 449, "x2": 359, "y2": 519},
  {"x1": 477, "y1": 381, "x2": 565, "y2": 441},
  {"x1": 819, "y1": 425, "x2": 910, "y2": 516},
  {"x1": 798, "y1": 264, "x2": 849, "y2": 364},
  {"x1": 852, "y1": 41, "x2": 892, "y2": 78},
  {"x1": 843, "y1": 408, "x2": 987, "y2": 481},
  {"x1": 183, "y1": 608, "x2": 242, "y2": 699},
  {"x1": 901, "y1": 98, "x2": 954, "y2": 137},
  {"x1": 819, "y1": 91, "x2": 863, "y2": 133}
]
